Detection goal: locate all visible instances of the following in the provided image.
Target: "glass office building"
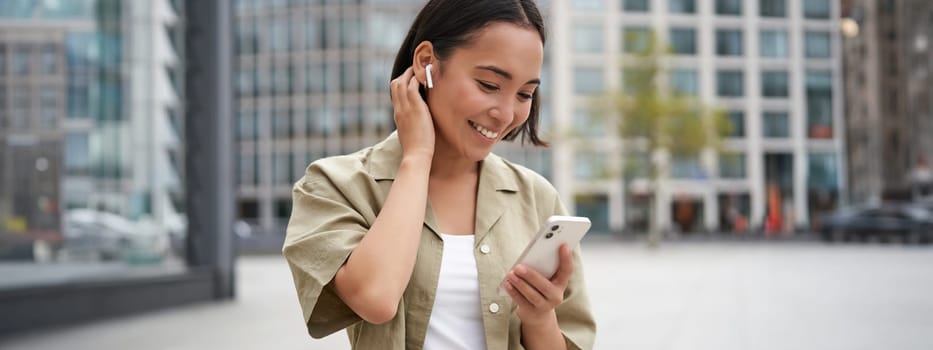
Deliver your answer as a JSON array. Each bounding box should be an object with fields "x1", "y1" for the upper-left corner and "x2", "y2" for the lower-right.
[
  {"x1": 1, "y1": 0, "x2": 185, "y2": 274},
  {"x1": 1, "y1": 0, "x2": 235, "y2": 334}
]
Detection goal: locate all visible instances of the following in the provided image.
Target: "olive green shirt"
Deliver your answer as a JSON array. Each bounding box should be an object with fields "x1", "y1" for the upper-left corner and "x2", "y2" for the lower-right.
[{"x1": 284, "y1": 132, "x2": 596, "y2": 349}]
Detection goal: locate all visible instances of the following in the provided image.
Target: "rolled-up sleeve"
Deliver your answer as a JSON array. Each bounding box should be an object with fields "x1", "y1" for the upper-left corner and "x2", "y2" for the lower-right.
[{"x1": 283, "y1": 171, "x2": 368, "y2": 338}]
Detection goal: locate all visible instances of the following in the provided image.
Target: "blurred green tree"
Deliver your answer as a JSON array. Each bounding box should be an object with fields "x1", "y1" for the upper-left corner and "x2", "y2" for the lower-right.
[{"x1": 588, "y1": 32, "x2": 732, "y2": 247}]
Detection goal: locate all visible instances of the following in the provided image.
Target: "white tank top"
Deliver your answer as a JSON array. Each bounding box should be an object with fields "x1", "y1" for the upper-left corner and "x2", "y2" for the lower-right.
[{"x1": 423, "y1": 233, "x2": 488, "y2": 350}]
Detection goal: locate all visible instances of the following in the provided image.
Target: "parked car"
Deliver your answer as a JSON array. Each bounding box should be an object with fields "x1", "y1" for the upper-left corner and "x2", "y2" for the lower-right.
[
  {"x1": 61, "y1": 209, "x2": 170, "y2": 263},
  {"x1": 913, "y1": 198, "x2": 933, "y2": 212},
  {"x1": 820, "y1": 204, "x2": 933, "y2": 244}
]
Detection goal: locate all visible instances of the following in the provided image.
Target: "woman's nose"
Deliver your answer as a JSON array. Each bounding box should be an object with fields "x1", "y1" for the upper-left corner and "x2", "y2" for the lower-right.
[{"x1": 489, "y1": 99, "x2": 515, "y2": 125}]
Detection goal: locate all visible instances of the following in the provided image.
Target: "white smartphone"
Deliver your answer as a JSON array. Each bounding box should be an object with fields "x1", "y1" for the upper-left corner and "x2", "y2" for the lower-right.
[{"x1": 498, "y1": 215, "x2": 591, "y2": 296}]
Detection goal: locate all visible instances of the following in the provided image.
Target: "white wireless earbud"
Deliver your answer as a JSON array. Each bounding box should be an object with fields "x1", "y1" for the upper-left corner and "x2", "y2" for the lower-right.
[{"x1": 425, "y1": 63, "x2": 434, "y2": 89}]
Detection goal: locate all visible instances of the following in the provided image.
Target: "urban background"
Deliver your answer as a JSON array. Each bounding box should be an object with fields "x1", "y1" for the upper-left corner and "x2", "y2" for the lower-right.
[{"x1": 1, "y1": 0, "x2": 932, "y2": 349}]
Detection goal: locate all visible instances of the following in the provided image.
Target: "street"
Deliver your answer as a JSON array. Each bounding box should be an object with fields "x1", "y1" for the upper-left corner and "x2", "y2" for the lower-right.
[{"x1": 2, "y1": 239, "x2": 932, "y2": 349}]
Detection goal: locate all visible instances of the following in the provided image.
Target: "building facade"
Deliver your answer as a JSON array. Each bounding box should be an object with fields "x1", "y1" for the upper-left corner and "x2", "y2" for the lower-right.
[
  {"x1": 548, "y1": 0, "x2": 846, "y2": 233},
  {"x1": 841, "y1": 0, "x2": 933, "y2": 203},
  {"x1": 1, "y1": 0, "x2": 237, "y2": 335},
  {"x1": 0, "y1": 0, "x2": 185, "y2": 252},
  {"x1": 233, "y1": 0, "x2": 845, "y2": 236}
]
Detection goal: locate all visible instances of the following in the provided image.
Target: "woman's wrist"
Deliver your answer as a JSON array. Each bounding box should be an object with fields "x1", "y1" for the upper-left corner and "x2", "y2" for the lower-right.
[
  {"x1": 521, "y1": 309, "x2": 559, "y2": 329},
  {"x1": 399, "y1": 153, "x2": 432, "y2": 174},
  {"x1": 520, "y1": 310, "x2": 566, "y2": 349}
]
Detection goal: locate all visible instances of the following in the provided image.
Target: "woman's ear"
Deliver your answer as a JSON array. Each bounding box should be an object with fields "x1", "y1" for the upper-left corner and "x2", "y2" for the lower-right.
[{"x1": 412, "y1": 41, "x2": 436, "y2": 87}]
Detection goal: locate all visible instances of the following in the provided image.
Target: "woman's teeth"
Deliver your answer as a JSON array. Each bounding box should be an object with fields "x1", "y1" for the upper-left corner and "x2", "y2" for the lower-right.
[{"x1": 470, "y1": 121, "x2": 499, "y2": 139}]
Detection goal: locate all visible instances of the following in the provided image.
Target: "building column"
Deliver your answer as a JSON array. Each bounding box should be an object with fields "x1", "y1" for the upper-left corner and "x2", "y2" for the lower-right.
[{"x1": 745, "y1": 0, "x2": 766, "y2": 227}]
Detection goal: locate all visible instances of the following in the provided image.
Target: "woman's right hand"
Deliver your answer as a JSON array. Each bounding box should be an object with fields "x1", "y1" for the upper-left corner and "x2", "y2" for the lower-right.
[{"x1": 390, "y1": 66, "x2": 435, "y2": 160}]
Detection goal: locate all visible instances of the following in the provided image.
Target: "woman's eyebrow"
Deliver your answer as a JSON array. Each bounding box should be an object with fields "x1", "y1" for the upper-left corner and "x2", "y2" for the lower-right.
[{"x1": 475, "y1": 65, "x2": 540, "y2": 85}]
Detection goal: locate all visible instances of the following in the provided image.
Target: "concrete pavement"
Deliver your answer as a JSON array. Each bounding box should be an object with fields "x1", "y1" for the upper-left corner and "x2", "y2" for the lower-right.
[{"x1": 2, "y1": 239, "x2": 932, "y2": 349}]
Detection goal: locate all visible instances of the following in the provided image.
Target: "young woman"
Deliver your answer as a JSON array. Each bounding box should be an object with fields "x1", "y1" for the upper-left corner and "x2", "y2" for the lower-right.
[{"x1": 284, "y1": 1, "x2": 596, "y2": 349}]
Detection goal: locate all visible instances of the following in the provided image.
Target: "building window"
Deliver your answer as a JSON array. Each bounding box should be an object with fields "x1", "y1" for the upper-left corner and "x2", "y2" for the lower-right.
[
  {"x1": 292, "y1": 151, "x2": 305, "y2": 175},
  {"x1": 238, "y1": 153, "x2": 255, "y2": 186},
  {"x1": 64, "y1": 133, "x2": 91, "y2": 175},
  {"x1": 760, "y1": 0, "x2": 785, "y2": 17},
  {"x1": 235, "y1": 20, "x2": 256, "y2": 54},
  {"x1": 340, "y1": 61, "x2": 361, "y2": 93},
  {"x1": 715, "y1": 0, "x2": 741, "y2": 16},
  {"x1": 670, "y1": 69, "x2": 698, "y2": 96},
  {"x1": 272, "y1": 65, "x2": 290, "y2": 94},
  {"x1": 10, "y1": 108, "x2": 27, "y2": 129},
  {"x1": 668, "y1": 0, "x2": 695, "y2": 14},
  {"x1": 39, "y1": 0, "x2": 97, "y2": 18},
  {"x1": 67, "y1": 79, "x2": 89, "y2": 119},
  {"x1": 40, "y1": 86, "x2": 57, "y2": 128},
  {"x1": 760, "y1": 30, "x2": 788, "y2": 58},
  {"x1": 273, "y1": 152, "x2": 293, "y2": 186},
  {"x1": 575, "y1": 194, "x2": 610, "y2": 233},
  {"x1": 574, "y1": 23, "x2": 604, "y2": 53},
  {"x1": 762, "y1": 111, "x2": 790, "y2": 138},
  {"x1": 269, "y1": 20, "x2": 289, "y2": 53},
  {"x1": 307, "y1": 17, "x2": 327, "y2": 51},
  {"x1": 255, "y1": 65, "x2": 270, "y2": 96},
  {"x1": 305, "y1": 108, "x2": 318, "y2": 136},
  {"x1": 623, "y1": 0, "x2": 649, "y2": 12},
  {"x1": 308, "y1": 107, "x2": 336, "y2": 137},
  {"x1": 623, "y1": 27, "x2": 651, "y2": 53},
  {"x1": 40, "y1": 44, "x2": 57, "y2": 74},
  {"x1": 804, "y1": 0, "x2": 831, "y2": 19},
  {"x1": 574, "y1": 67, "x2": 604, "y2": 95},
  {"x1": 13, "y1": 45, "x2": 30, "y2": 75},
  {"x1": 369, "y1": 61, "x2": 390, "y2": 93},
  {"x1": 11, "y1": 89, "x2": 30, "y2": 129},
  {"x1": 671, "y1": 154, "x2": 705, "y2": 179},
  {"x1": 805, "y1": 31, "x2": 831, "y2": 58},
  {"x1": 575, "y1": 151, "x2": 606, "y2": 180},
  {"x1": 235, "y1": 65, "x2": 254, "y2": 97},
  {"x1": 306, "y1": 62, "x2": 325, "y2": 94},
  {"x1": 238, "y1": 199, "x2": 259, "y2": 220},
  {"x1": 719, "y1": 153, "x2": 746, "y2": 178},
  {"x1": 669, "y1": 28, "x2": 696, "y2": 55},
  {"x1": 339, "y1": 106, "x2": 362, "y2": 135},
  {"x1": 369, "y1": 14, "x2": 405, "y2": 51},
  {"x1": 341, "y1": 17, "x2": 362, "y2": 49},
  {"x1": 575, "y1": 108, "x2": 606, "y2": 137},
  {"x1": 808, "y1": 152, "x2": 838, "y2": 190},
  {"x1": 237, "y1": 110, "x2": 256, "y2": 140},
  {"x1": 319, "y1": 106, "x2": 335, "y2": 135},
  {"x1": 273, "y1": 109, "x2": 291, "y2": 138},
  {"x1": 717, "y1": 70, "x2": 743, "y2": 97},
  {"x1": 716, "y1": 29, "x2": 743, "y2": 56},
  {"x1": 725, "y1": 111, "x2": 745, "y2": 138},
  {"x1": 806, "y1": 70, "x2": 833, "y2": 139},
  {"x1": 573, "y1": 0, "x2": 603, "y2": 11},
  {"x1": 0, "y1": 44, "x2": 6, "y2": 76},
  {"x1": 762, "y1": 70, "x2": 789, "y2": 98}
]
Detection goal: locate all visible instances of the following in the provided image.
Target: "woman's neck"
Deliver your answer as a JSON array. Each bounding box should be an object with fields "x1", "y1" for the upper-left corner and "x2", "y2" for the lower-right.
[{"x1": 430, "y1": 137, "x2": 480, "y2": 180}]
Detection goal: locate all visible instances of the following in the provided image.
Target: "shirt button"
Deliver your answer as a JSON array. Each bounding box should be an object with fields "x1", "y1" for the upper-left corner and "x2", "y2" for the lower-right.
[
  {"x1": 488, "y1": 302, "x2": 500, "y2": 314},
  {"x1": 480, "y1": 244, "x2": 491, "y2": 254}
]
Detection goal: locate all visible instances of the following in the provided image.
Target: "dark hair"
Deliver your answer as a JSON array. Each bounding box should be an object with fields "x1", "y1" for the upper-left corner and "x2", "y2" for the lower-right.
[{"x1": 391, "y1": 0, "x2": 548, "y2": 147}]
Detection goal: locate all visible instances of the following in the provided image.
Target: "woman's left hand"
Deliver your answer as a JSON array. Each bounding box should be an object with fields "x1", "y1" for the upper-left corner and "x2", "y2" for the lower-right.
[{"x1": 503, "y1": 243, "x2": 574, "y2": 326}]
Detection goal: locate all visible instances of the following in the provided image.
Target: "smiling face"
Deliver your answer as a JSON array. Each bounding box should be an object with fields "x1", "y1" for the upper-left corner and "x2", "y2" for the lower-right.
[{"x1": 424, "y1": 22, "x2": 544, "y2": 162}]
